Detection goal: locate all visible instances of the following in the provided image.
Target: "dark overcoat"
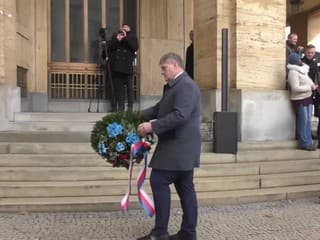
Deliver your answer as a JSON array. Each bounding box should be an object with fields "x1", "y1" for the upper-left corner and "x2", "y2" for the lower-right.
[
  {"x1": 108, "y1": 32, "x2": 138, "y2": 75},
  {"x1": 185, "y1": 43, "x2": 194, "y2": 79},
  {"x1": 142, "y1": 72, "x2": 201, "y2": 171}
]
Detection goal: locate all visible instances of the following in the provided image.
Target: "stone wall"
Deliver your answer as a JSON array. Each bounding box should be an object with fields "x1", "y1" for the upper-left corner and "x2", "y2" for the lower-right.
[
  {"x1": 194, "y1": 0, "x2": 286, "y2": 91},
  {"x1": 0, "y1": 0, "x2": 16, "y2": 86}
]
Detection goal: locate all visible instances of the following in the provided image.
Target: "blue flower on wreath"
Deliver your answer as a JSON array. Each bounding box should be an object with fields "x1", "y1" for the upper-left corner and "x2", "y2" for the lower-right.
[
  {"x1": 98, "y1": 142, "x2": 107, "y2": 155},
  {"x1": 107, "y1": 123, "x2": 123, "y2": 138},
  {"x1": 125, "y1": 132, "x2": 140, "y2": 146},
  {"x1": 116, "y1": 142, "x2": 126, "y2": 152}
]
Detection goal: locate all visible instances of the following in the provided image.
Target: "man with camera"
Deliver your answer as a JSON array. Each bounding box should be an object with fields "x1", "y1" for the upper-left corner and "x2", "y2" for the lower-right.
[{"x1": 108, "y1": 24, "x2": 139, "y2": 112}]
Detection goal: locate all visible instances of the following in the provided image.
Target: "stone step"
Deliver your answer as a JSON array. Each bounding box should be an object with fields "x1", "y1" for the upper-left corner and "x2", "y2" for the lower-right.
[
  {"x1": 196, "y1": 184, "x2": 320, "y2": 206},
  {"x1": 0, "y1": 154, "x2": 106, "y2": 166},
  {"x1": 0, "y1": 176, "x2": 260, "y2": 198},
  {"x1": 0, "y1": 162, "x2": 260, "y2": 181},
  {"x1": 0, "y1": 184, "x2": 319, "y2": 212},
  {"x1": 260, "y1": 159, "x2": 320, "y2": 174},
  {"x1": 0, "y1": 152, "x2": 233, "y2": 167},
  {"x1": 237, "y1": 148, "x2": 320, "y2": 162},
  {"x1": 0, "y1": 142, "x2": 95, "y2": 154},
  {"x1": 0, "y1": 143, "x2": 318, "y2": 162},
  {"x1": 0, "y1": 158, "x2": 319, "y2": 180},
  {"x1": 13, "y1": 112, "x2": 107, "y2": 122},
  {"x1": 261, "y1": 171, "x2": 320, "y2": 188},
  {"x1": 0, "y1": 141, "x2": 213, "y2": 154},
  {"x1": 0, "y1": 131, "x2": 90, "y2": 142},
  {"x1": 238, "y1": 140, "x2": 297, "y2": 151},
  {"x1": 6, "y1": 121, "x2": 95, "y2": 132},
  {"x1": 1, "y1": 142, "x2": 317, "y2": 160}
]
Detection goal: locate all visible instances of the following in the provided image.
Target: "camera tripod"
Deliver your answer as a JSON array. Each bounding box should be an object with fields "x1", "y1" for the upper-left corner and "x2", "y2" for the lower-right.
[{"x1": 88, "y1": 30, "x2": 116, "y2": 113}]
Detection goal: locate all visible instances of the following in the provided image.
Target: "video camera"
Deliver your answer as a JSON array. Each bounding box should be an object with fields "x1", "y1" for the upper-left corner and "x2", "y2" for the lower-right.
[{"x1": 118, "y1": 30, "x2": 126, "y2": 37}]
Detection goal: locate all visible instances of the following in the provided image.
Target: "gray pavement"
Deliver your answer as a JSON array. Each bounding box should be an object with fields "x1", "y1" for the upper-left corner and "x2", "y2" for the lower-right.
[{"x1": 0, "y1": 198, "x2": 320, "y2": 240}]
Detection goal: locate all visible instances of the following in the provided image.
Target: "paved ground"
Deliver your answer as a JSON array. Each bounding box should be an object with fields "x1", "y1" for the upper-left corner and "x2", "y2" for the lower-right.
[{"x1": 0, "y1": 198, "x2": 320, "y2": 240}]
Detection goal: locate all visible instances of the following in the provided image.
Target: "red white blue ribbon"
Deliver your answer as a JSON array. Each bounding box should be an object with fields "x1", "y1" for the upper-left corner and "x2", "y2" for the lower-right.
[{"x1": 121, "y1": 141, "x2": 155, "y2": 217}]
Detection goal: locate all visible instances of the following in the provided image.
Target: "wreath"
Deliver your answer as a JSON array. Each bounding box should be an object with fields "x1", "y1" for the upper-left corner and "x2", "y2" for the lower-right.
[{"x1": 91, "y1": 111, "x2": 152, "y2": 169}]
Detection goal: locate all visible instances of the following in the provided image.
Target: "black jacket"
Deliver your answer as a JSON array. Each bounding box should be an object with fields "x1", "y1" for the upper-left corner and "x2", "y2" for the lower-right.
[
  {"x1": 185, "y1": 43, "x2": 194, "y2": 79},
  {"x1": 302, "y1": 57, "x2": 319, "y2": 83},
  {"x1": 108, "y1": 31, "x2": 139, "y2": 75}
]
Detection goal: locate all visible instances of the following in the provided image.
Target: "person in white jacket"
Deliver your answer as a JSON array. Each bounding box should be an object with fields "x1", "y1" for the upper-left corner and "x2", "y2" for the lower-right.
[{"x1": 287, "y1": 53, "x2": 318, "y2": 151}]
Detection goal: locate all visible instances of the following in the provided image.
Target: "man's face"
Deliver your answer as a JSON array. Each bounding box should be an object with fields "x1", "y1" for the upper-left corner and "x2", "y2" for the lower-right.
[
  {"x1": 189, "y1": 30, "x2": 194, "y2": 42},
  {"x1": 160, "y1": 62, "x2": 176, "y2": 83},
  {"x1": 305, "y1": 48, "x2": 316, "y2": 60},
  {"x1": 288, "y1": 35, "x2": 298, "y2": 45}
]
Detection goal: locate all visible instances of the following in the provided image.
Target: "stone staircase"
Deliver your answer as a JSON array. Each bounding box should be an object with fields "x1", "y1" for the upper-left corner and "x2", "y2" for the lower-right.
[{"x1": 0, "y1": 112, "x2": 319, "y2": 212}]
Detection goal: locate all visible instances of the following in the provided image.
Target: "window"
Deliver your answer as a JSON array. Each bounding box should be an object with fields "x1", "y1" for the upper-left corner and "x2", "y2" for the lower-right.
[
  {"x1": 50, "y1": 0, "x2": 137, "y2": 64},
  {"x1": 49, "y1": 0, "x2": 138, "y2": 99}
]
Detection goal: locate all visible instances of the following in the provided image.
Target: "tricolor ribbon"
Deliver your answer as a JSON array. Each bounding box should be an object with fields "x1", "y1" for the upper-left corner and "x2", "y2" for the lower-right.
[{"x1": 121, "y1": 141, "x2": 155, "y2": 217}]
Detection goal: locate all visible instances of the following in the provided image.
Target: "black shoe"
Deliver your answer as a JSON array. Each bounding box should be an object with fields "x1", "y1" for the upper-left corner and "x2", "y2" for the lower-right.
[
  {"x1": 169, "y1": 231, "x2": 195, "y2": 240},
  {"x1": 169, "y1": 233, "x2": 180, "y2": 240},
  {"x1": 299, "y1": 145, "x2": 316, "y2": 151},
  {"x1": 137, "y1": 233, "x2": 169, "y2": 240}
]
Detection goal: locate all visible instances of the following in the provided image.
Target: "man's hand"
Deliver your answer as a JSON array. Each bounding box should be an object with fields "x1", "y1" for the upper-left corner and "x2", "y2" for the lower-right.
[
  {"x1": 312, "y1": 84, "x2": 318, "y2": 91},
  {"x1": 138, "y1": 122, "x2": 152, "y2": 136},
  {"x1": 116, "y1": 31, "x2": 126, "y2": 41}
]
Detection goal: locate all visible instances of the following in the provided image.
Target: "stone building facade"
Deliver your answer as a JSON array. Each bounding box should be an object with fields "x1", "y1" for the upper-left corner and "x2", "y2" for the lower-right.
[{"x1": 0, "y1": 0, "x2": 320, "y2": 141}]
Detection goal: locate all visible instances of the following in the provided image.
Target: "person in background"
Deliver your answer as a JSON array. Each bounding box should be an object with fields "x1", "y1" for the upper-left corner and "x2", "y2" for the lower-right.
[
  {"x1": 286, "y1": 33, "x2": 304, "y2": 60},
  {"x1": 287, "y1": 53, "x2": 318, "y2": 151},
  {"x1": 137, "y1": 53, "x2": 201, "y2": 240},
  {"x1": 302, "y1": 44, "x2": 320, "y2": 147},
  {"x1": 108, "y1": 24, "x2": 138, "y2": 112},
  {"x1": 286, "y1": 33, "x2": 304, "y2": 84},
  {"x1": 185, "y1": 30, "x2": 194, "y2": 79}
]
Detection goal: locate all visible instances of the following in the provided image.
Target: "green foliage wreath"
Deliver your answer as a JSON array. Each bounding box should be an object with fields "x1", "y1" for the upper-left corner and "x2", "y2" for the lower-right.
[{"x1": 91, "y1": 111, "x2": 147, "y2": 169}]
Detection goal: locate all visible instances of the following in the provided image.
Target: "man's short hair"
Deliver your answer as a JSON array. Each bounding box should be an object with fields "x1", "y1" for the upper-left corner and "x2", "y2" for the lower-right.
[
  {"x1": 306, "y1": 44, "x2": 316, "y2": 50},
  {"x1": 287, "y1": 32, "x2": 298, "y2": 39},
  {"x1": 159, "y1": 53, "x2": 184, "y2": 68}
]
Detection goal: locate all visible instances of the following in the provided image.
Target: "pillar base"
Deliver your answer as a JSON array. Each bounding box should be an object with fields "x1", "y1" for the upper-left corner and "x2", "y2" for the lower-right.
[{"x1": 201, "y1": 89, "x2": 295, "y2": 141}]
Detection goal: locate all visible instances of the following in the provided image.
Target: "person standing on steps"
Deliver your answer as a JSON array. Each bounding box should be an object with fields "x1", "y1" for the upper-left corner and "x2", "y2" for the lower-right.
[
  {"x1": 137, "y1": 52, "x2": 201, "y2": 240},
  {"x1": 185, "y1": 30, "x2": 194, "y2": 80},
  {"x1": 287, "y1": 53, "x2": 318, "y2": 151},
  {"x1": 108, "y1": 24, "x2": 138, "y2": 112}
]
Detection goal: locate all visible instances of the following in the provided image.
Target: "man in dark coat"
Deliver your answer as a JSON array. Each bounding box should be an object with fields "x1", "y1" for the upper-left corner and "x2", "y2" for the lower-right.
[
  {"x1": 302, "y1": 44, "x2": 320, "y2": 147},
  {"x1": 137, "y1": 53, "x2": 201, "y2": 240},
  {"x1": 185, "y1": 30, "x2": 194, "y2": 79},
  {"x1": 108, "y1": 24, "x2": 138, "y2": 111},
  {"x1": 285, "y1": 32, "x2": 304, "y2": 83}
]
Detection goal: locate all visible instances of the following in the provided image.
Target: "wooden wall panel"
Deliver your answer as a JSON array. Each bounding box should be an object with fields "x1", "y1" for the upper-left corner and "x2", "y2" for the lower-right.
[
  {"x1": 35, "y1": 0, "x2": 48, "y2": 93},
  {"x1": 140, "y1": 39, "x2": 184, "y2": 95},
  {"x1": 139, "y1": 0, "x2": 191, "y2": 96},
  {"x1": 150, "y1": 0, "x2": 167, "y2": 39},
  {"x1": 184, "y1": 0, "x2": 193, "y2": 54},
  {"x1": 167, "y1": 0, "x2": 184, "y2": 41},
  {"x1": 139, "y1": 0, "x2": 151, "y2": 39}
]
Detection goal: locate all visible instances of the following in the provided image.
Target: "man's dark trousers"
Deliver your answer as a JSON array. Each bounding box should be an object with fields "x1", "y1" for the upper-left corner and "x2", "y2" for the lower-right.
[
  {"x1": 150, "y1": 169, "x2": 197, "y2": 239},
  {"x1": 112, "y1": 72, "x2": 133, "y2": 111}
]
